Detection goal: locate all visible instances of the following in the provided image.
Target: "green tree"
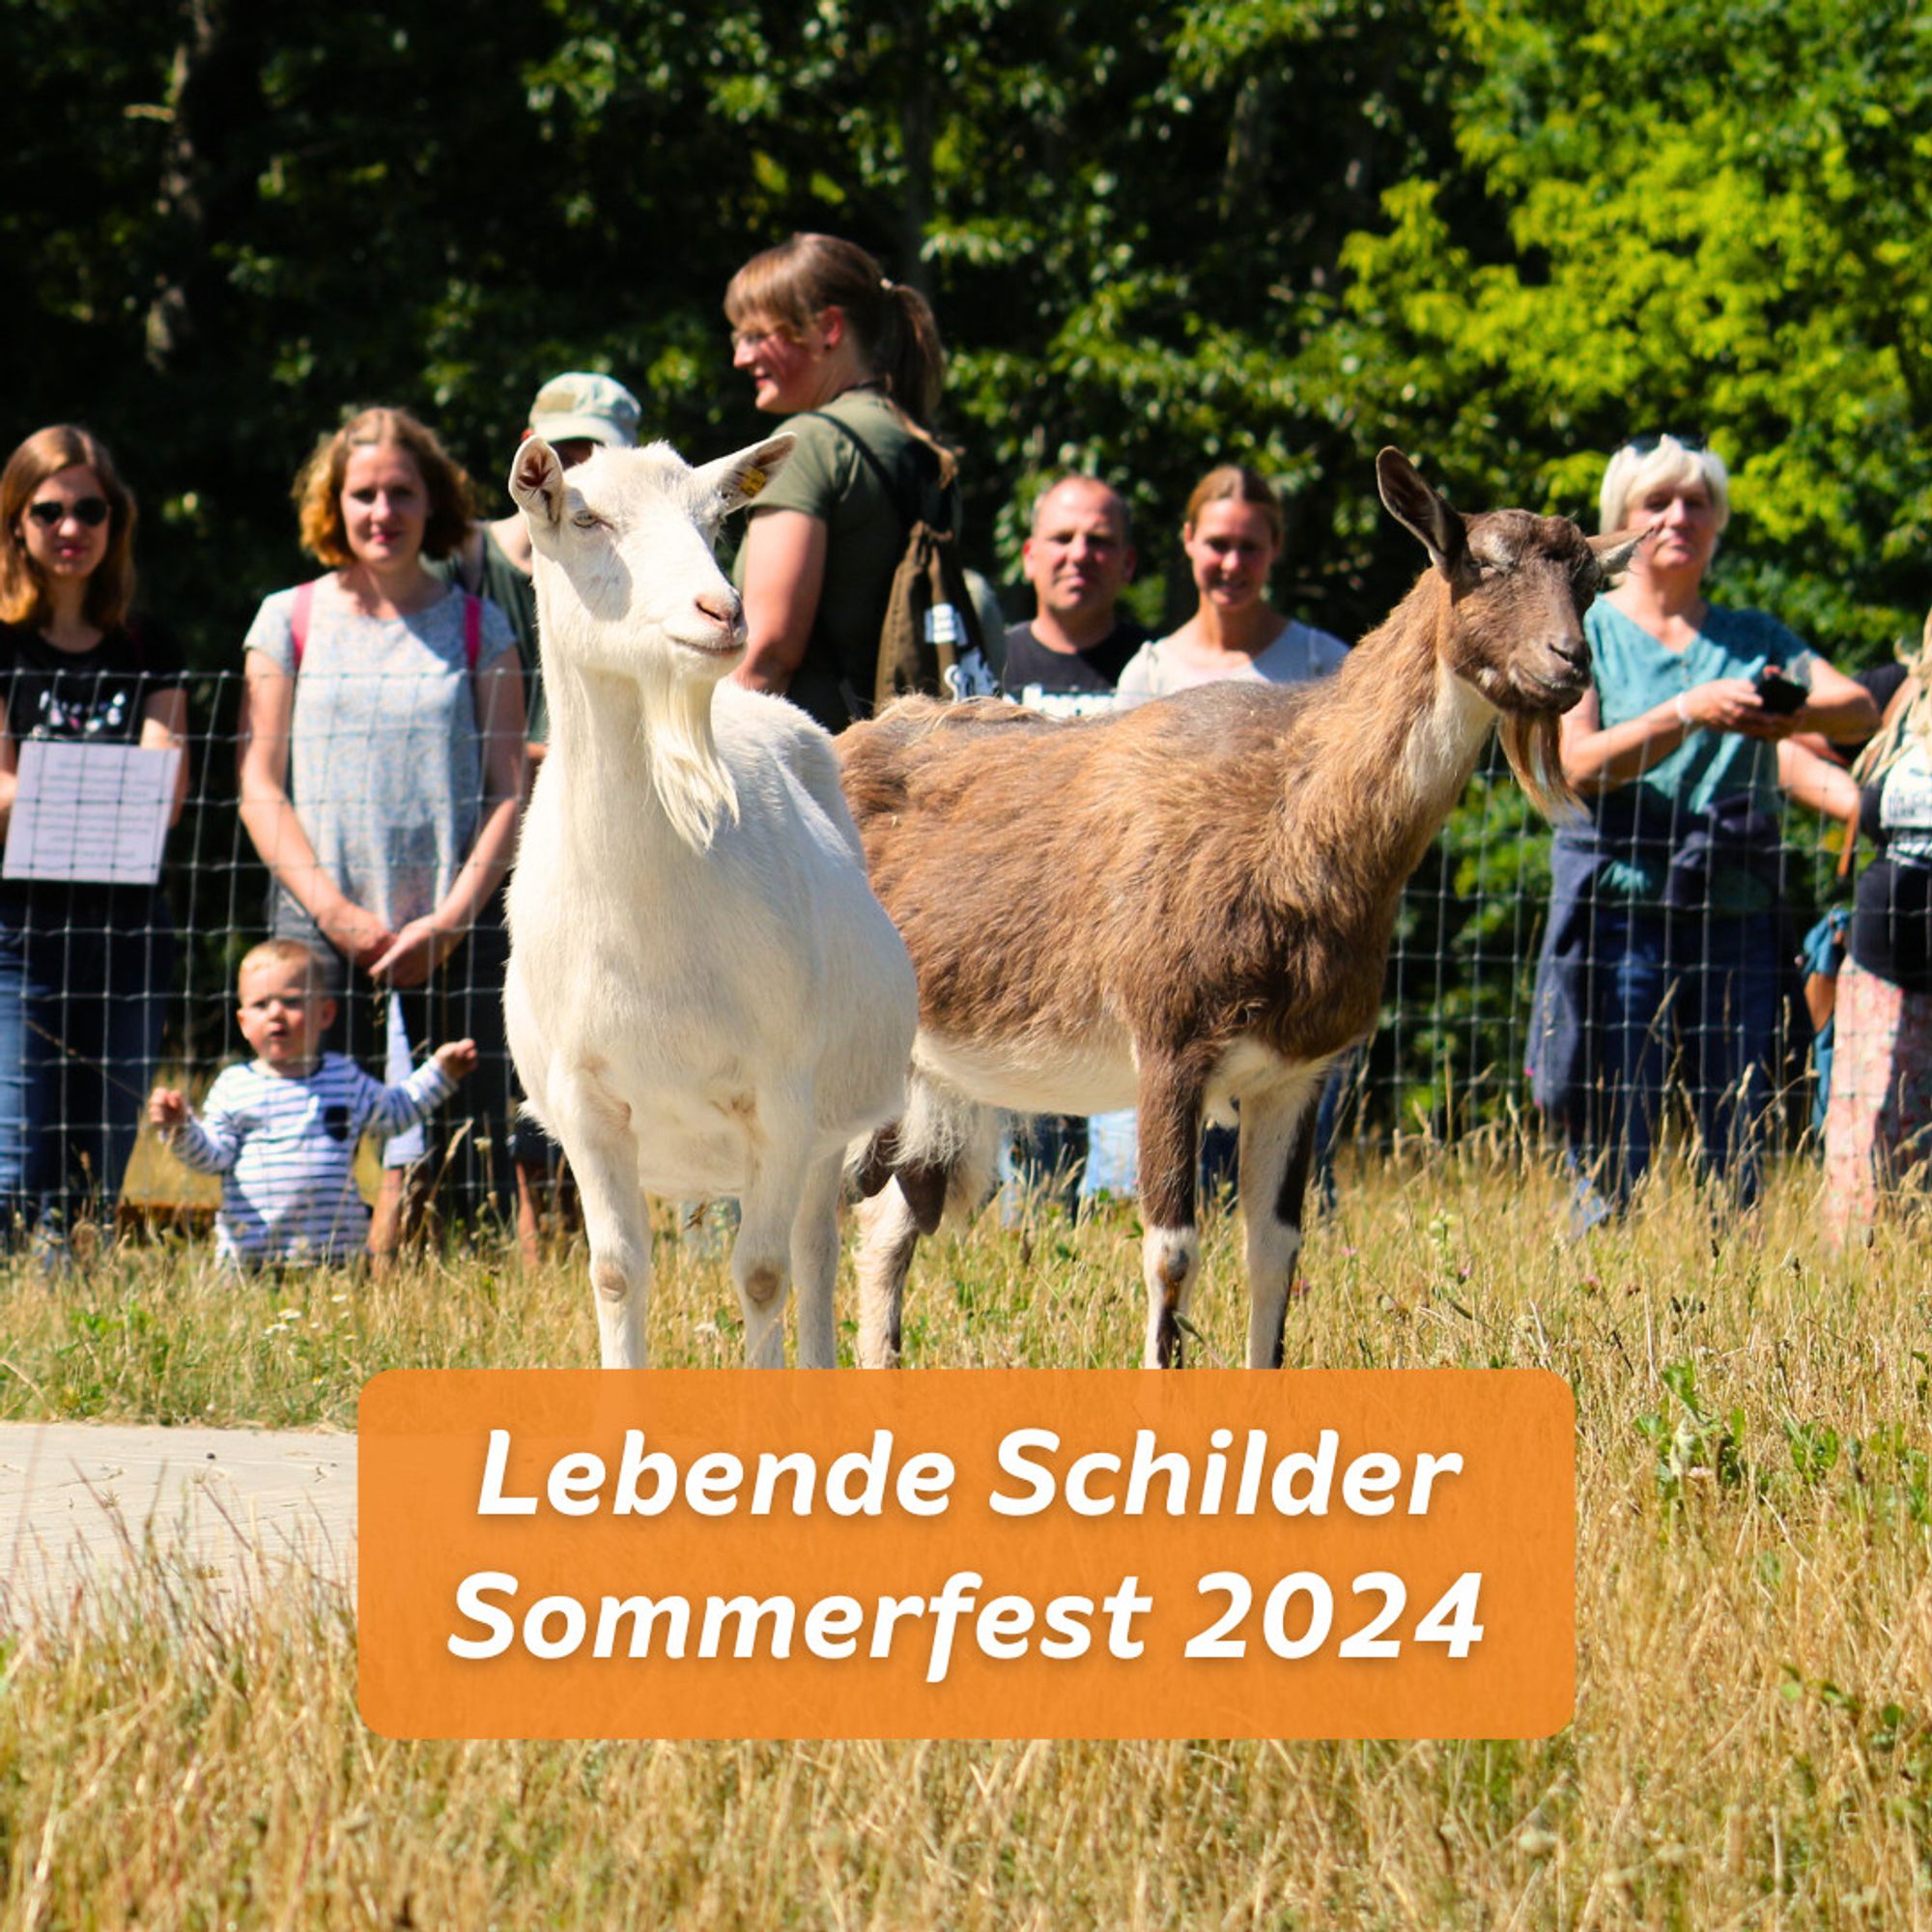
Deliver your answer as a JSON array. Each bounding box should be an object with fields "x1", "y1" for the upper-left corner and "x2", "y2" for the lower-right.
[{"x1": 1320, "y1": 0, "x2": 1932, "y2": 660}]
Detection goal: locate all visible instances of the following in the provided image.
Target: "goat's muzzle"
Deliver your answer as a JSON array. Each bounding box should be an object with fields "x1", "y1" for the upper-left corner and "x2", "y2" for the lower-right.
[
  {"x1": 683, "y1": 590, "x2": 747, "y2": 659},
  {"x1": 1516, "y1": 637, "x2": 1591, "y2": 712}
]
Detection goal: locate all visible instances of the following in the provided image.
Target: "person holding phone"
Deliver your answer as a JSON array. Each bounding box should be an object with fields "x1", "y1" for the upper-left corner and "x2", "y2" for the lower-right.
[{"x1": 1527, "y1": 433, "x2": 1874, "y2": 1225}]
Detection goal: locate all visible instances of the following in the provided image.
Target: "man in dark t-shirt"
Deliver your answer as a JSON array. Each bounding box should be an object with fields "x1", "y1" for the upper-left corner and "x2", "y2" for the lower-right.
[
  {"x1": 999, "y1": 476, "x2": 1144, "y2": 719},
  {"x1": 999, "y1": 476, "x2": 1144, "y2": 1209}
]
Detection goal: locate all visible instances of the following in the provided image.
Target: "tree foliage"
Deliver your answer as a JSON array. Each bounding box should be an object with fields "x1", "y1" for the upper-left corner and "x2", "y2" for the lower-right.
[
  {"x1": 9, "y1": 0, "x2": 1926, "y2": 654},
  {"x1": 7, "y1": 0, "x2": 1924, "y2": 1121},
  {"x1": 1328, "y1": 0, "x2": 1932, "y2": 660}
]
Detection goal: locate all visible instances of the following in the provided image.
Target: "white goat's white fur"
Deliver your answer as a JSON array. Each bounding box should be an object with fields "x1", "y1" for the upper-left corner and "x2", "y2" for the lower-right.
[{"x1": 504, "y1": 435, "x2": 919, "y2": 1368}]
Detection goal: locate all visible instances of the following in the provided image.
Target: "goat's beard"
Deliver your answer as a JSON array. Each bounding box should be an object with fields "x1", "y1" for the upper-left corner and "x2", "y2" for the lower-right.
[
  {"x1": 642, "y1": 667, "x2": 741, "y2": 849},
  {"x1": 1498, "y1": 710, "x2": 1579, "y2": 823}
]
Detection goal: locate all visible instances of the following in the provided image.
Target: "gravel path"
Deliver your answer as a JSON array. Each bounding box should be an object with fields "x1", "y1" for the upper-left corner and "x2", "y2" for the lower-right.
[{"x1": 0, "y1": 1420, "x2": 355, "y2": 1614}]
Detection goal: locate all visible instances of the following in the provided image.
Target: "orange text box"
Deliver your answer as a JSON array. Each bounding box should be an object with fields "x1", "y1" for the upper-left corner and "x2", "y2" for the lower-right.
[{"x1": 358, "y1": 1370, "x2": 1574, "y2": 1740}]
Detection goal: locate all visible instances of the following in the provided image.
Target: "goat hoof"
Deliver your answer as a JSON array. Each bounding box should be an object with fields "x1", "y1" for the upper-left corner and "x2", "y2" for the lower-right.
[{"x1": 1155, "y1": 1310, "x2": 1184, "y2": 1370}]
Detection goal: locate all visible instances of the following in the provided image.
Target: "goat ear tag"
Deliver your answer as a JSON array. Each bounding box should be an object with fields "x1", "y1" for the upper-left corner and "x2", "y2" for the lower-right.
[{"x1": 740, "y1": 466, "x2": 767, "y2": 499}]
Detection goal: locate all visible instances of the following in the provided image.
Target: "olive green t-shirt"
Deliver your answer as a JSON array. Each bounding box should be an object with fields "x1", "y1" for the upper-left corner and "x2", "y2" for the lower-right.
[{"x1": 734, "y1": 388, "x2": 929, "y2": 732}]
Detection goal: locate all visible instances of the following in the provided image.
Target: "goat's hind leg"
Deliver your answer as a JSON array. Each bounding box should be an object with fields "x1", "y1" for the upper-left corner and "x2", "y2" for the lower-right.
[
  {"x1": 1137, "y1": 1062, "x2": 1207, "y2": 1369},
  {"x1": 549, "y1": 1065, "x2": 652, "y2": 1369},
  {"x1": 854, "y1": 1163, "x2": 945, "y2": 1369},
  {"x1": 1237, "y1": 1083, "x2": 1319, "y2": 1369},
  {"x1": 852, "y1": 1097, "x2": 996, "y2": 1368}
]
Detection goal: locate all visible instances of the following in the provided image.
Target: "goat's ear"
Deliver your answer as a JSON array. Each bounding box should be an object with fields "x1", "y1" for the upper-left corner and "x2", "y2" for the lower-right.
[
  {"x1": 1589, "y1": 521, "x2": 1658, "y2": 587},
  {"x1": 1377, "y1": 447, "x2": 1467, "y2": 577},
  {"x1": 509, "y1": 437, "x2": 566, "y2": 527},
  {"x1": 696, "y1": 434, "x2": 797, "y2": 515}
]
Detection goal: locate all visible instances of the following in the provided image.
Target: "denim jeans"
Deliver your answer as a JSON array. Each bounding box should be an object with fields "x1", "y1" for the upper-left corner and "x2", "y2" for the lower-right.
[
  {"x1": 1073, "y1": 1056, "x2": 1354, "y2": 1210},
  {"x1": 325, "y1": 908, "x2": 517, "y2": 1227},
  {"x1": 1006, "y1": 1113, "x2": 1090, "y2": 1216},
  {"x1": 1559, "y1": 903, "x2": 1784, "y2": 1215},
  {"x1": 0, "y1": 895, "x2": 174, "y2": 1239}
]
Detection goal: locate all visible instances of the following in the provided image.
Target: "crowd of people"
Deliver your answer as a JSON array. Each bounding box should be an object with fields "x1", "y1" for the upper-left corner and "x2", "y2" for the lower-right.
[{"x1": 2, "y1": 233, "x2": 1927, "y2": 1271}]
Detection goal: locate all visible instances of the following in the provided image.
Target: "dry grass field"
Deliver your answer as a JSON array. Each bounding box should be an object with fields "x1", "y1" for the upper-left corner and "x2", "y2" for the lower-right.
[{"x1": 0, "y1": 1149, "x2": 1927, "y2": 1928}]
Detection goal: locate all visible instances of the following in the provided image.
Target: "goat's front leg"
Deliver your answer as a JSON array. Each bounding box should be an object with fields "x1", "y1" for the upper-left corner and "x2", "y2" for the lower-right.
[
  {"x1": 733, "y1": 1098, "x2": 816, "y2": 1369},
  {"x1": 1137, "y1": 1058, "x2": 1207, "y2": 1369},
  {"x1": 1236, "y1": 1080, "x2": 1320, "y2": 1369},
  {"x1": 549, "y1": 1065, "x2": 651, "y2": 1369},
  {"x1": 788, "y1": 1150, "x2": 846, "y2": 1370}
]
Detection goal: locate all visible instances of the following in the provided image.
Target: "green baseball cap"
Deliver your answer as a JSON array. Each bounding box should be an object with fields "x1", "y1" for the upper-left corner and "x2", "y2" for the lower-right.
[{"x1": 527, "y1": 371, "x2": 642, "y2": 448}]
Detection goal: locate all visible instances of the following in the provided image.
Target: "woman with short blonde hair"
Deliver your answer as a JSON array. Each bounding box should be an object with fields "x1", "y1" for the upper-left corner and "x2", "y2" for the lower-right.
[{"x1": 1529, "y1": 432, "x2": 1873, "y2": 1225}]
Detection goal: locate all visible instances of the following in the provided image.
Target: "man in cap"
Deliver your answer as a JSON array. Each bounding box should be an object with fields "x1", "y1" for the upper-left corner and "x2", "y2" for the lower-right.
[
  {"x1": 440, "y1": 371, "x2": 643, "y2": 763},
  {"x1": 433, "y1": 371, "x2": 642, "y2": 1264}
]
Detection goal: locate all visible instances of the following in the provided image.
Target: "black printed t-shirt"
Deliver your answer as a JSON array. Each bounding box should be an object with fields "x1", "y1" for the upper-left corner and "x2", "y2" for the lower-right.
[
  {"x1": 0, "y1": 615, "x2": 186, "y2": 923},
  {"x1": 999, "y1": 618, "x2": 1147, "y2": 717}
]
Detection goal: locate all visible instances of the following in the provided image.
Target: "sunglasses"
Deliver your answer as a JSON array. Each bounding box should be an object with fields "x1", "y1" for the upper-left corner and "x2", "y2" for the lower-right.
[
  {"x1": 1625, "y1": 432, "x2": 1707, "y2": 456},
  {"x1": 25, "y1": 496, "x2": 110, "y2": 528}
]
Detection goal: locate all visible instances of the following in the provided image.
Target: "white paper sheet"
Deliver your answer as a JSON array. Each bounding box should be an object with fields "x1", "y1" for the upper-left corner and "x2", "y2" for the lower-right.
[{"x1": 2, "y1": 741, "x2": 183, "y2": 886}]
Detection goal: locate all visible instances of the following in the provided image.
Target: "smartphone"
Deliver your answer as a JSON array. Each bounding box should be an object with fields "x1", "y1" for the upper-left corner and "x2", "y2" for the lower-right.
[{"x1": 1754, "y1": 668, "x2": 1808, "y2": 716}]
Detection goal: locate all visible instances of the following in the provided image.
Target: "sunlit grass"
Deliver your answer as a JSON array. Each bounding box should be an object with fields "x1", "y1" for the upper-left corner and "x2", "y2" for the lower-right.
[{"x1": 1, "y1": 1149, "x2": 1928, "y2": 1927}]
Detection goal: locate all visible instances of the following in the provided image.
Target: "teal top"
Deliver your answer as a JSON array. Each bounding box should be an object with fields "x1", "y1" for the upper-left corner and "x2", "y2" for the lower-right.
[{"x1": 1587, "y1": 600, "x2": 1812, "y2": 909}]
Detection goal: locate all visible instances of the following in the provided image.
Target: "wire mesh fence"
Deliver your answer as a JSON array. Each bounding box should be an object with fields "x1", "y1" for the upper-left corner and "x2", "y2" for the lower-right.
[{"x1": 1, "y1": 677, "x2": 1844, "y2": 1236}]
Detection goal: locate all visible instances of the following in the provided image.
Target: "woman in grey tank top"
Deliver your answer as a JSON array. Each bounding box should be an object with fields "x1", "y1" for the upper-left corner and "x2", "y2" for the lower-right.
[{"x1": 237, "y1": 407, "x2": 527, "y2": 1255}]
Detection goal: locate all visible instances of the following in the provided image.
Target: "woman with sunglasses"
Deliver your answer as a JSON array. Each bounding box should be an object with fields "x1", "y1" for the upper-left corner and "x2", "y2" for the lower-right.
[
  {"x1": 0, "y1": 425, "x2": 189, "y2": 1251},
  {"x1": 1528, "y1": 433, "x2": 1875, "y2": 1226},
  {"x1": 724, "y1": 233, "x2": 965, "y2": 731}
]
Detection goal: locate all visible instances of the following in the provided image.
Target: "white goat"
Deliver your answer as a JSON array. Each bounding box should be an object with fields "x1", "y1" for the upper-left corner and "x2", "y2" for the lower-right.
[{"x1": 504, "y1": 435, "x2": 918, "y2": 1369}]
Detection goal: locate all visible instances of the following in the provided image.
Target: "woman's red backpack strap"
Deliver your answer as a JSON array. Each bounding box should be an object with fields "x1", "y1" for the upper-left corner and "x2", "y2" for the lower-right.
[
  {"x1": 290, "y1": 579, "x2": 321, "y2": 672},
  {"x1": 288, "y1": 581, "x2": 481, "y2": 671}
]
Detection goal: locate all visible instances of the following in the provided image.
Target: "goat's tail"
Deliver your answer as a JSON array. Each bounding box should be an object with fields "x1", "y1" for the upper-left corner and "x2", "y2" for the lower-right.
[
  {"x1": 1499, "y1": 710, "x2": 1580, "y2": 824},
  {"x1": 846, "y1": 1069, "x2": 999, "y2": 1234}
]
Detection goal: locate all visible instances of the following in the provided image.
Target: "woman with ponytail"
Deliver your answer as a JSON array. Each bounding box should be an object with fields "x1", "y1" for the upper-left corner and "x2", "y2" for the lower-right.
[{"x1": 724, "y1": 232, "x2": 957, "y2": 732}]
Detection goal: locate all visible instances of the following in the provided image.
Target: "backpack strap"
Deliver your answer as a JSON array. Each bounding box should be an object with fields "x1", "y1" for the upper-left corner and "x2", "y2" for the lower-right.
[
  {"x1": 288, "y1": 579, "x2": 481, "y2": 672},
  {"x1": 290, "y1": 580, "x2": 320, "y2": 672},
  {"x1": 803, "y1": 411, "x2": 989, "y2": 716},
  {"x1": 805, "y1": 409, "x2": 951, "y2": 537}
]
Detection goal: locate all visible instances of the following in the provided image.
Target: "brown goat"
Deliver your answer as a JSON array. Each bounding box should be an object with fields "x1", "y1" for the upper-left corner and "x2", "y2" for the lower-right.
[{"x1": 839, "y1": 449, "x2": 1648, "y2": 1369}]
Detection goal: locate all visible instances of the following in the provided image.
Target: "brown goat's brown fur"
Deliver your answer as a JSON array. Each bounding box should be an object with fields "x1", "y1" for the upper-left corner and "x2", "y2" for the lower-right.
[{"x1": 839, "y1": 451, "x2": 1645, "y2": 1370}]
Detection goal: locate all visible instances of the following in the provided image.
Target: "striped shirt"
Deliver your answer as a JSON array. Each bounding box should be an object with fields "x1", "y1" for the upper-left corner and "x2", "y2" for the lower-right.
[{"x1": 160, "y1": 1052, "x2": 456, "y2": 1265}]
